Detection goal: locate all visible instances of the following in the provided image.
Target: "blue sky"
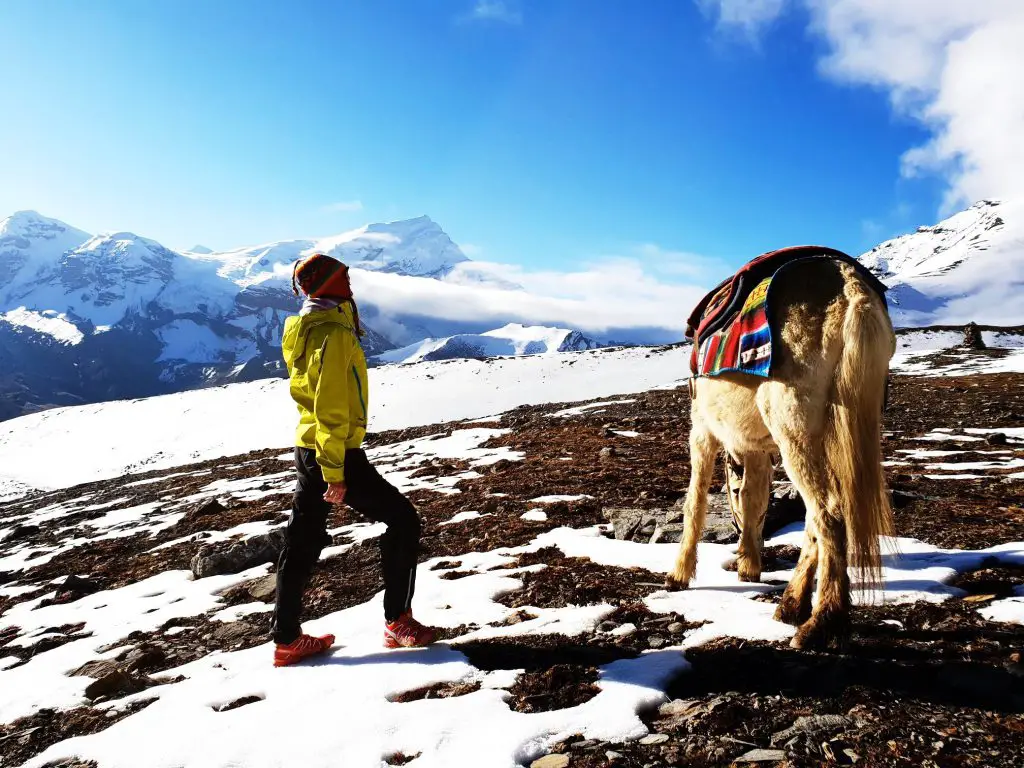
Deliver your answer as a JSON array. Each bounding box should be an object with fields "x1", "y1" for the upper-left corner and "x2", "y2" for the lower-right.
[{"x1": 0, "y1": 0, "x2": 952, "y2": 274}]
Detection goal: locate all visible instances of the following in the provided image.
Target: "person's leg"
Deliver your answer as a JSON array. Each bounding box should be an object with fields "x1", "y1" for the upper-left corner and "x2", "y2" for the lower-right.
[
  {"x1": 271, "y1": 447, "x2": 332, "y2": 644},
  {"x1": 341, "y1": 449, "x2": 422, "y2": 623}
]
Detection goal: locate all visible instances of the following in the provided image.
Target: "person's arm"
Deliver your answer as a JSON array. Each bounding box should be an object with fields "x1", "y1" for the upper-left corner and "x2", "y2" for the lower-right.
[{"x1": 312, "y1": 327, "x2": 353, "y2": 498}]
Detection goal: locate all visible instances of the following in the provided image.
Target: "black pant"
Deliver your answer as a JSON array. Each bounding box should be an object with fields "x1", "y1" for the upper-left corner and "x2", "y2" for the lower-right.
[{"x1": 271, "y1": 447, "x2": 421, "y2": 644}]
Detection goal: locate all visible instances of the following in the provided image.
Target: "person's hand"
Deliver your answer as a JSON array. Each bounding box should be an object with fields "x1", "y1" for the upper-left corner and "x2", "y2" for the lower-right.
[{"x1": 324, "y1": 483, "x2": 347, "y2": 504}]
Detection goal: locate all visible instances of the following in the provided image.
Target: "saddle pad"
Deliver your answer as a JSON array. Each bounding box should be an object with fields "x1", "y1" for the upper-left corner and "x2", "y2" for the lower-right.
[
  {"x1": 694, "y1": 275, "x2": 773, "y2": 378},
  {"x1": 686, "y1": 246, "x2": 889, "y2": 379}
]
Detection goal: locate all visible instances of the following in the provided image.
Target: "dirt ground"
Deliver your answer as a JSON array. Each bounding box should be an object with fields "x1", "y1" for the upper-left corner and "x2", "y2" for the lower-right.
[{"x1": 1, "y1": 368, "x2": 1023, "y2": 767}]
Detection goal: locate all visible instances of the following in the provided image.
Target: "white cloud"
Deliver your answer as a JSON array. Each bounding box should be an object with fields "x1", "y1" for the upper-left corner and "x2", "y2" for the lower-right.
[
  {"x1": 342, "y1": 246, "x2": 723, "y2": 345},
  {"x1": 468, "y1": 0, "x2": 522, "y2": 25},
  {"x1": 412, "y1": 247, "x2": 718, "y2": 342},
  {"x1": 696, "y1": 0, "x2": 788, "y2": 37},
  {"x1": 322, "y1": 200, "x2": 364, "y2": 213},
  {"x1": 699, "y1": 0, "x2": 1024, "y2": 213}
]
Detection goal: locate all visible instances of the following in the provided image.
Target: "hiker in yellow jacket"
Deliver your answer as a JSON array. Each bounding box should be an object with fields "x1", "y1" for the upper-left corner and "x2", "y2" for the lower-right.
[{"x1": 272, "y1": 253, "x2": 436, "y2": 667}]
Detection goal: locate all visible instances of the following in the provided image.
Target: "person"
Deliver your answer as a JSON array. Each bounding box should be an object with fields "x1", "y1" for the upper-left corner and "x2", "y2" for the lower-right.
[{"x1": 271, "y1": 252, "x2": 436, "y2": 667}]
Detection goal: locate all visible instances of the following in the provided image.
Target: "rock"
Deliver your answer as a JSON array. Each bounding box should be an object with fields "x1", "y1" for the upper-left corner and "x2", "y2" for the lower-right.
[
  {"x1": 530, "y1": 755, "x2": 570, "y2": 768},
  {"x1": 647, "y1": 635, "x2": 666, "y2": 649},
  {"x1": 71, "y1": 659, "x2": 122, "y2": 679},
  {"x1": 210, "y1": 622, "x2": 256, "y2": 646},
  {"x1": 700, "y1": 493, "x2": 740, "y2": 544},
  {"x1": 191, "y1": 530, "x2": 286, "y2": 578},
  {"x1": 735, "y1": 749, "x2": 787, "y2": 763},
  {"x1": 986, "y1": 432, "x2": 1009, "y2": 445},
  {"x1": 51, "y1": 575, "x2": 102, "y2": 604},
  {"x1": 639, "y1": 733, "x2": 670, "y2": 745},
  {"x1": 597, "y1": 620, "x2": 619, "y2": 633},
  {"x1": 658, "y1": 698, "x2": 699, "y2": 718},
  {"x1": 122, "y1": 644, "x2": 167, "y2": 673},
  {"x1": 771, "y1": 714, "x2": 852, "y2": 745},
  {"x1": 606, "y1": 508, "x2": 645, "y2": 541},
  {"x1": 599, "y1": 446, "x2": 618, "y2": 463},
  {"x1": 667, "y1": 622, "x2": 685, "y2": 634},
  {"x1": 245, "y1": 574, "x2": 278, "y2": 602},
  {"x1": 764, "y1": 493, "x2": 805, "y2": 536},
  {"x1": 605, "y1": 751, "x2": 624, "y2": 761},
  {"x1": 58, "y1": 575, "x2": 100, "y2": 594},
  {"x1": 84, "y1": 670, "x2": 145, "y2": 700},
  {"x1": 570, "y1": 739, "x2": 599, "y2": 750},
  {"x1": 176, "y1": 498, "x2": 228, "y2": 531},
  {"x1": 3, "y1": 524, "x2": 40, "y2": 542},
  {"x1": 606, "y1": 487, "x2": 803, "y2": 547},
  {"x1": 962, "y1": 322, "x2": 986, "y2": 350},
  {"x1": 1006, "y1": 652, "x2": 1024, "y2": 678},
  {"x1": 649, "y1": 522, "x2": 687, "y2": 545}
]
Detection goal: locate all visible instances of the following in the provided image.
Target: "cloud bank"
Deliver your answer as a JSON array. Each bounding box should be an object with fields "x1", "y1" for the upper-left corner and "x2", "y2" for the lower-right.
[{"x1": 699, "y1": 0, "x2": 1024, "y2": 212}]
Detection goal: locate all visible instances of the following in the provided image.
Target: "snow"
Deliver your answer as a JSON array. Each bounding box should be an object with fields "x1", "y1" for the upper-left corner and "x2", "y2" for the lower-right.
[
  {"x1": 12, "y1": 516, "x2": 1023, "y2": 768},
  {"x1": 520, "y1": 510, "x2": 549, "y2": 521},
  {"x1": 892, "y1": 347, "x2": 1024, "y2": 376},
  {"x1": 0, "y1": 566, "x2": 271, "y2": 722},
  {"x1": 203, "y1": 215, "x2": 470, "y2": 287},
  {"x1": 528, "y1": 495, "x2": 594, "y2": 504},
  {"x1": 980, "y1": 591, "x2": 1024, "y2": 624},
  {"x1": 548, "y1": 399, "x2": 638, "y2": 418},
  {"x1": 441, "y1": 511, "x2": 491, "y2": 525},
  {"x1": 860, "y1": 200, "x2": 1024, "y2": 327},
  {"x1": 0, "y1": 211, "x2": 91, "y2": 304},
  {"x1": 1, "y1": 307, "x2": 84, "y2": 344},
  {"x1": 0, "y1": 345, "x2": 689, "y2": 493},
  {"x1": 157, "y1": 319, "x2": 255, "y2": 363},
  {"x1": 373, "y1": 323, "x2": 584, "y2": 365}
]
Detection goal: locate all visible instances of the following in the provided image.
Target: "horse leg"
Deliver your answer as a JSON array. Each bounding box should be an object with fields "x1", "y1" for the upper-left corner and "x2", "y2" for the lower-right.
[
  {"x1": 762, "y1": 390, "x2": 850, "y2": 650},
  {"x1": 666, "y1": 417, "x2": 721, "y2": 590},
  {"x1": 774, "y1": 515, "x2": 818, "y2": 626},
  {"x1": 731, "y1": 451, "x2": 772, "y2": 583}
]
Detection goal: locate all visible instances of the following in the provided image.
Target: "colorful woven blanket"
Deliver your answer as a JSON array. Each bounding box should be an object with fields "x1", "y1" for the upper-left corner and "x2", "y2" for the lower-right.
[
  {"x1": 687, "y1": 245, "x2": 889, "y2": 379},
  {"x1": 694, "y1": 275, "x2": 773, "y2": 377}
]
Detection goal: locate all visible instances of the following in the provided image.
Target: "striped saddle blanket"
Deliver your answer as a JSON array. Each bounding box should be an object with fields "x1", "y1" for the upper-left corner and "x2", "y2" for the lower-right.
[{"x1": 686, "y1": 245, "x2": 888, "y2": 379}]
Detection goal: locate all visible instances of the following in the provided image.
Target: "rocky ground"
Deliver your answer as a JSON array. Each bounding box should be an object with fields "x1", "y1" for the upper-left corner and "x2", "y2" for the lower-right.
[{"x1": 1, "y1": 366, "x2": 1022, "y2": 767}]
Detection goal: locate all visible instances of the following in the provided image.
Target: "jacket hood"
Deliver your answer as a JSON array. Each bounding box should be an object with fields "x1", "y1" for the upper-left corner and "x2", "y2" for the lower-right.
[{"x1": 282, "y1": 303, "x2": 358, "y2": 365}]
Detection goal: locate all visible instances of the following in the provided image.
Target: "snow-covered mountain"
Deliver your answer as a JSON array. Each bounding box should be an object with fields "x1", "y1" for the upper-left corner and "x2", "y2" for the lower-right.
[
  {"x1": 0, "y1": 211, "x2": 91, "y2": 305},
  {"x1": 191, "y1": 215, "x2": 470, "y2": 287},
  {"x1": 373, "y1": 323, "x2": 602, "y2": 365},
  {"x1": 0, "y1": 212, "x2": 612, "y2": 420},
  {"x1": 858, "y1": 200, "x2": 1024, "y2": 326},
  {"x1": 3, "y1": 199, "x2": 1022, "y2": 421}
]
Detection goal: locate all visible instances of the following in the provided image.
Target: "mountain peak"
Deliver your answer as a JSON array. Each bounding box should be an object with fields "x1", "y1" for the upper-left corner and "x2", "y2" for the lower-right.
[{"x1": 1, "y1": 210, "x2": 87, "y2": 237}]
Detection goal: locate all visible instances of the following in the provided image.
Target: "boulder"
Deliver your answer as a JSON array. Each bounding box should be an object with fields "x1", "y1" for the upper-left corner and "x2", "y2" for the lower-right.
[
  {"x1": 962, "y1": 322, "x2": 986, "y2": 350},
  {"x1": 175, "y1": 498, "x2": 228, "y2": 532},
  {"x1": 245, "y1": 574, "x2": 278, "y2": 602},
  {"x1": 530, "y1": 756, "x2": 570, "y2": 768},
  {"x1": 190, "y1": 530, "x2": 286, "y2": 579},
  {"x1": 2, "y1": 524, "x2": 40, "y2": 542},
  {"x1": 84, "y1": 670, "x2": 147, "y2": 700},
  {"x1": 606, "y1": 487, "x2": 805, "y2": 546}
]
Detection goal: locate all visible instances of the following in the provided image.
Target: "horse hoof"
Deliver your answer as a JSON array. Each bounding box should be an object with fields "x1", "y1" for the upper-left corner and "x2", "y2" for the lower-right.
[
  {"x1": 790, "y1": 616, "x2": 849, "y2": 651},
  {"x1": 774, "y1": 599, "x2": 809, "y2": 627},
  {"x1": 738, "y1": 571, "x2": 761, "y2": 584},
  {"x1": 664, "y1": 576, "x2": 690, "y2": 592}
]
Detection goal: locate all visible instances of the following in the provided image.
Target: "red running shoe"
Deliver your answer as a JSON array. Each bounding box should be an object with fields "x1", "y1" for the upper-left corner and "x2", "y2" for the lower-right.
[
  {"x1": 384, "y1": 613, "x2": 437, "y2": 648},
  {"x1": 273, "y1": 633, "x2": 335, "y2": 667}
]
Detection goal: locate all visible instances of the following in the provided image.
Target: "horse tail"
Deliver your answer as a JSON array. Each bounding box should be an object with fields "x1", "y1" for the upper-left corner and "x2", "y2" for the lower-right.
[{"x1": 825, "y1": 264, "x2": 897, "y2": 586}]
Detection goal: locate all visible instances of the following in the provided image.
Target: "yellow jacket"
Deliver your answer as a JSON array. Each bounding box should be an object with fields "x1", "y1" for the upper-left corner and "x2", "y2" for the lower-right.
[{"x1": 281, "y1": 302, "x2": 368, "y2": 483}]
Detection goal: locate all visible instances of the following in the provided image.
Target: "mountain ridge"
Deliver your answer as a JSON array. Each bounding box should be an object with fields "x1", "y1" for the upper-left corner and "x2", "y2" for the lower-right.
[{"x1": 1, "y1": 200, "x2": 1022, "y2": 420}]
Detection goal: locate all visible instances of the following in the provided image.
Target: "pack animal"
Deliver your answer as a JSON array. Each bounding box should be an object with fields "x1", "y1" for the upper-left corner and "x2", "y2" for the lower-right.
[{"x1": 668, "y1": 250, "x2": 896, "y2": 650}]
